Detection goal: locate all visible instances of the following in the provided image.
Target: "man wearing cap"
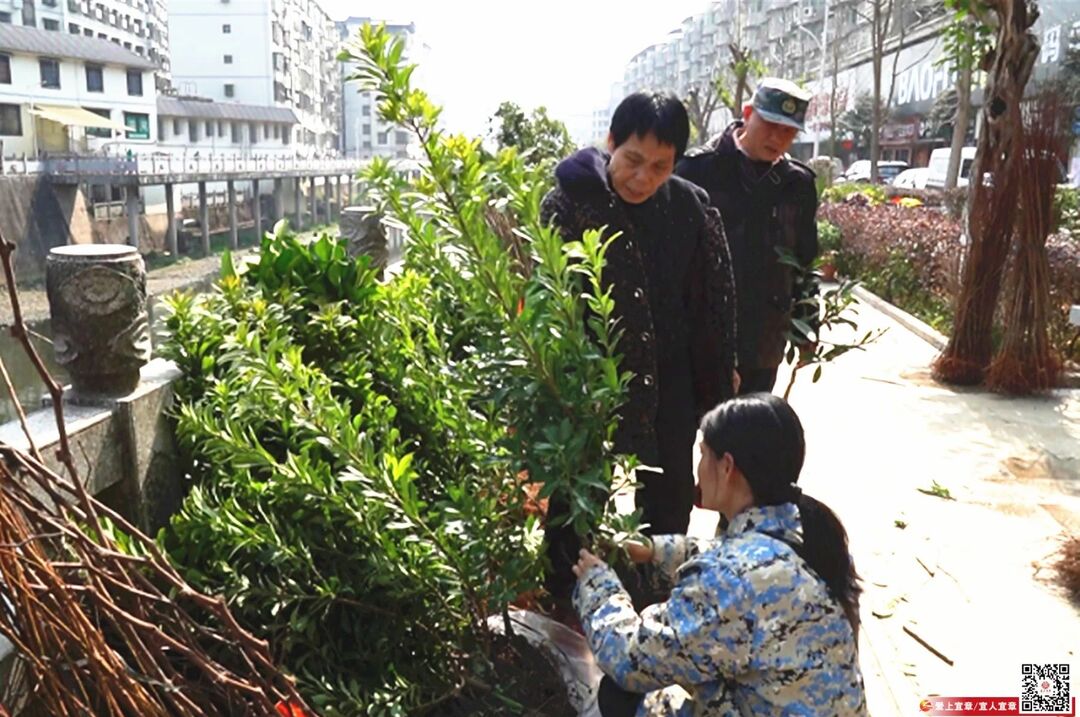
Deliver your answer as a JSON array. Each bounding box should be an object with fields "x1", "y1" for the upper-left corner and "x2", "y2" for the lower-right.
[{"x1": 676, "y1": 78, "x2": 820, "y2": 394}]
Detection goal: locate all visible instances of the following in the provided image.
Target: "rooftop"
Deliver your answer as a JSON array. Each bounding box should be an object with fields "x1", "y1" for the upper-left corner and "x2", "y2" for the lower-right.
[
  {"x1": 157, "y1": 97, "x2": 298, "y2": 123},
  {"x1": 0, "y1": 24, "x2": 156, "y2": 69}
]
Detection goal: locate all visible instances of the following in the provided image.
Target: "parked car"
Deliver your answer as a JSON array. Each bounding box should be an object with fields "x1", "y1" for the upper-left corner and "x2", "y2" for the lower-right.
[
  {"x1": 925, "y1": 146, "x2": 977, "y2": 189},
  {"x1": 891, "y1": 167, "x2": 930, "y2": 189},
  {"x1": 839, "y1": 160, "x2": 909, "y2": 184}
]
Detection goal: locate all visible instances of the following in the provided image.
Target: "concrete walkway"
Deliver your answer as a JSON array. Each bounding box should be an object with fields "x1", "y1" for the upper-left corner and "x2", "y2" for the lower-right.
[{"x1": 689, "y1": 296, "x2": 1080, "y2": 715}]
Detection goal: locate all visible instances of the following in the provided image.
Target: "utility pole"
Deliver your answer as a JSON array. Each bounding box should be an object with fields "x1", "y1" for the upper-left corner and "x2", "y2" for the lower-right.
[{"x1": 813, "y1": 0, "x2": 831, "y2": 157}]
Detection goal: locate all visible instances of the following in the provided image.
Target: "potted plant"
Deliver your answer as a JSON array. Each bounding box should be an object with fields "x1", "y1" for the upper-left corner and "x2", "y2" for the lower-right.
[{"x1": 818, "y1": 219, "x2": 842, "y2": 282}]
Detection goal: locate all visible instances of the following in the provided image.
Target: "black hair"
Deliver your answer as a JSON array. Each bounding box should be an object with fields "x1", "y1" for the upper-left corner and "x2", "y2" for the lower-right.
[
  {"x1": 699, "y1": 393, "x2": 862, "y2": 638},
  {"x1": 609, "y1": 92, "x2": 690, "y2": 159}
]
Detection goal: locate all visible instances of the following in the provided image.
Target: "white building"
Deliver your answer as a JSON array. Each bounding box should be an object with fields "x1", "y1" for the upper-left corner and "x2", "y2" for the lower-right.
[
  {"x1": 155, "y1": 95, "x2": 296, "y2": 156},
  {"x1": 337, "y1": 17, "x2": 421, "y2": 160},
  {"x1": 0, "y1": 23, "x2": 156, "y2": 156},
  {"x1": 0, "y1": 0, "x2": 169, "y2": 88},
  {"x1": 168, "y1": 0, "x2": 341, "y2": 155}
]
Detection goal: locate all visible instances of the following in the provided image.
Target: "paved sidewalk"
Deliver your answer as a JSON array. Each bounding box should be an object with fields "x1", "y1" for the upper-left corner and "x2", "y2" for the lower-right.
[{"x1": 689, "y1": 297, "x2": 1080, "y2": 716}]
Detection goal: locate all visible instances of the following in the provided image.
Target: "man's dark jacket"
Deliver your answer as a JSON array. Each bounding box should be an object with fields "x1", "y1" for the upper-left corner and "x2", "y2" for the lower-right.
[
  {"x1": 676, "y1": 122, "x2": 819, "y2": 370},
  {"x1": 539, "y1": 147, "x2": 737, "y2": 467}
]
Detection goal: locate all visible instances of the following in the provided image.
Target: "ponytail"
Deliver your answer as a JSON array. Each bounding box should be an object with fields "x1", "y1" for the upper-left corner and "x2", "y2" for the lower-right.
[{"x1": 796, "y1": 493, "x2": 862, "y2": 639}]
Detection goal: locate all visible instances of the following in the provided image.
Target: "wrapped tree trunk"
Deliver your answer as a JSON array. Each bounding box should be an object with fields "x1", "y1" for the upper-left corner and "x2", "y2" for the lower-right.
[
  {"x1": 985, "y1": 91, "x2": 1066, "y2": 393},
  {"x1": 932, "y1": 0, "x2": 1039, "y2": 385}
]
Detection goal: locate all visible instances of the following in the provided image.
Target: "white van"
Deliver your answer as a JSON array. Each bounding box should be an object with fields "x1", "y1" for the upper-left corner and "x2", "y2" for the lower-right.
[{"x1": 926, "y1": 146, "x2": 977, "y2": 189}]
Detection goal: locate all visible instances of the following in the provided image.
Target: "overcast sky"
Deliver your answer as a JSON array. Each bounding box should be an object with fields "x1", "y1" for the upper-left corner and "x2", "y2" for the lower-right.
[{"x1": 325, "y1": 0, "x2": 712, "y2": 141}]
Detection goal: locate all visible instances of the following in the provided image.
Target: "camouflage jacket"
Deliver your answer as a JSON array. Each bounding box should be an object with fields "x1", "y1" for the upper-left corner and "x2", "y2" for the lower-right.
[{"x1": 573, "y1": 503, "x2": 867, "y2": 716}]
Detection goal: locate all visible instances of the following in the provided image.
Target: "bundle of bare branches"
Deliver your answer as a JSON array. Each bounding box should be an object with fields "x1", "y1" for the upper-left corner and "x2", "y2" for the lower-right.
[
  {"x1": 985, "y1": 92, "x2": 1067, "y2": 393},
  {"x1": 933, "y1": 0, "x2": 1039, "y2": 385},
  {"x1": 0, "y1": 232, "x2": 313, "y2": 716}
]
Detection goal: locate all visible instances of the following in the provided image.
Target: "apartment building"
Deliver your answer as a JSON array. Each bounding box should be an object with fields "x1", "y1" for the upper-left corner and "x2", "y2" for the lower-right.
[
  {"x1": 0, "y1": 23, "x2": 156, "y2": 155},
  {"x1": 0, "y1": 0, "x2": 169, "y2": 88},
  {"x1": 168, "y1": 0, "x2": 341, "y2": 154},
  {"x1": 337, "y1": 16, "x2": 421, "y2": 160}
]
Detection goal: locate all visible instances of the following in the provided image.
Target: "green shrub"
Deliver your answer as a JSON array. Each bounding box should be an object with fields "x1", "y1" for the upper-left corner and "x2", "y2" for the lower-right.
[
  {"x1": 160, "y1": 25, "x2": 634, "y2": 715},
  {"x1": 821, "y1": 182, "x2": 886, "y2": 206},
  {"x1": 818, "y1": 219, "x2": 842, "y2": 254}
]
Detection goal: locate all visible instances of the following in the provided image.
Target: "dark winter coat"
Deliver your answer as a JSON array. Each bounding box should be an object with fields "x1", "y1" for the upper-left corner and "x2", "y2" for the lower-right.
[
  {"x1": 540, "y1": 147, "x2": 737, "y2": 467},
  {"x1": 676, "y1": 122, "x2": 819, "y2": 370}
]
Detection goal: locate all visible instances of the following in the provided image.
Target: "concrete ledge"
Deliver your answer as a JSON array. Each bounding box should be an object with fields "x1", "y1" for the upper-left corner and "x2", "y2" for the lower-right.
[
  {"x1": 851, "y1": 284, "x2": 948, "y2": 351},
  {"x1": 851, "y1": 284, "x2": 1080, "y2": 389}
]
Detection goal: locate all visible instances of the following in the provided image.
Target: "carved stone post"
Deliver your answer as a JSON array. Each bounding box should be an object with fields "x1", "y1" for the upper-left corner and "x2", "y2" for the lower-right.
[{"x1": 46, "y1": 245, "x2": 151, "y2": 399}]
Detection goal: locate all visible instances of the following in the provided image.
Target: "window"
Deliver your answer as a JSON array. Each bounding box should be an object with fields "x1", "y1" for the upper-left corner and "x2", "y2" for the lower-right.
[
  {"x1": 172, "y1": 118, "x2": 181, "y2": 134},
  {"x1": 126, "y1": 69, "x2": 142, "y2": 95},
  {"x1": 230, "y1": 123, "x2": 240, "y2": 142},
  {"x1": 395, "y1": 131, "x2": 407, "y2": 145},
  {"x1": 362, "y1": 123, "x2": 370, "y2": 134},
  {"x1": 69, "y1": 22, "x2": 79, "y2": 33},
  {"x1": 123, "y1": 111, "x2": 149, "y2": 139},
  {"x1": 222, "y1": 23, "x2": 230, "y2": 32},
  {"x1": 362, "y1": 105, "x2": 370, "y2": 116},
  {"x1": 123, "y1": 41, "x2": 131, "y2": 49},
  {"x1": 272, "y1": 124, "x2": 279, "y2": 139},
  {"x1": 39, "y1": 58, "x2": 60, "y2": 88},
  {"x1": 188, "y1": 120, "x2": 197, "y2": 142},
  {"x1": 84, "y1": 28, "x2": 92, "y2": 36},
  {"x1": 223, "y1": 54, "x2": 232, "y2": 64},
  {"x1": 263, "y1": 124, "x2": 269, "y2": 139},
  {"x1": 43, "y1": 18, "x2": 59, "y2": 30},
  {"x1": 0, "y1": 55, "x2": 9, "y2": 84},
  {"x1": 282, "y1": 128, "x2": 290, "y2": 145},
  {"x1": 217, "y1": 121, "x2": 225, "y2": 137},
  {"x1": 0, "y1": 104, "x2": 21, "y2": 135},
  {"x1": 85, "y1": 64, "x2": 103, "y2": 92},
  {"x1": 0, "y1": 13, "x2": 10, "y2": 23},
  {"x1": 377, "y1": 131, "x2": 387, "y2": 144},
  {"x1": 157, "y1": 117, "x2": 164, "y2": 139},
  {"x1": 224, "y1": 83, "x2": 234, "y2": 98},
  {"x1": 362, "y1": 140, "x2": 371, "y2": 149},
  {"x1": 86, "y1": 107, "x2": 111, "y2": 137},
  {"x1": 205, "y1": 121, "x2": 213, "y2": 135},
  {"x1": 248, "y1": 123, "x2": 257, "y2": 143}
]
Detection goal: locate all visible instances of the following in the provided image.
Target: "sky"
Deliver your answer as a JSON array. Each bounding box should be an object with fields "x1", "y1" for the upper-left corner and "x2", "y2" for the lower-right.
[{"x1": 324, "y1": 0, "x2": 712, "y2": 141}]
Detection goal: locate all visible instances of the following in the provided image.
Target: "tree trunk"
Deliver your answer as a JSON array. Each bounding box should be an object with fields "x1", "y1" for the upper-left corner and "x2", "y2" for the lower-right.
[
  {"x1": 829, "y1": 49, "x2": 840, "y2": 159},
  {"x1": 932, "y1": 0, "x2": 1040, "y2": 386},
  {"x1": 869, "y1": 0, "x2": 883, "y2": 182},
  {"x1": 944, "y1": 65, "x2": 972, "y2": 190}
]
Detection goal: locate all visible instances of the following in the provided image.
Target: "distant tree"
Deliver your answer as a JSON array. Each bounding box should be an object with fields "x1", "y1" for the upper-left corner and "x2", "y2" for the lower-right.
[
  {"x1": 839, "y1": 92, "x2": 878, "y2": 153},
  {"x1": 684, "y1": 43, "x2": 766, "y2": 145},
  {"x1": 490, "y1": 102, "x2": 575, "y2": 166},
  {"x1": 940, "y1": 0, "x2": 993, "y2": 189}
]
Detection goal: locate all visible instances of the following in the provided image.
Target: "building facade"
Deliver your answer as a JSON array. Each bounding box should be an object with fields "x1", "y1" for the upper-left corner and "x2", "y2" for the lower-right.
[
  {"x1": 0, "y1": 0, "x2": 169, "y2": 88},
  {"x1": 615, "y1": 0, "x2": 1079, "y2": 163},
  {"x1": 0, "y1": 23, "x2": 156, "y2": 156},
  {"x1": 337, "y1": 17, "x2": 420, "y2": 160},
  {"x1": 168, "y1": 0, "x2": 341, "y2": 154}
]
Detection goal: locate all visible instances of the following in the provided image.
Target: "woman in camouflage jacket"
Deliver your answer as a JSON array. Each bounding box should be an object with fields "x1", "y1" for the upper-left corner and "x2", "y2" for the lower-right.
[{"x1": 572, "y1": 394, "x2": 867, "y2": 716}]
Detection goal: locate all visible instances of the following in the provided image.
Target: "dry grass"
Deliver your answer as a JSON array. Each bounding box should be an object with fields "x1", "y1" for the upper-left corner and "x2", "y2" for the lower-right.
[{"x1": 1054, "y1": 535, "x2": 1080, "y2": 605}]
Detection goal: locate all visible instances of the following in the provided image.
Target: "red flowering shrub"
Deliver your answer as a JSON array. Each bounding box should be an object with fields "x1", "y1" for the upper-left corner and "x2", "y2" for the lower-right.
[{"x1": 819, "y1": 202, "x2": 1080, "y2": 365}]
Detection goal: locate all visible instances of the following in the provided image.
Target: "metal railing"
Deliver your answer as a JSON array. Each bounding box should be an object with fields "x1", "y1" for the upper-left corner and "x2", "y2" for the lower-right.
[{"x1": 31, "y1": 152, "x2": 364, "y2": 181}]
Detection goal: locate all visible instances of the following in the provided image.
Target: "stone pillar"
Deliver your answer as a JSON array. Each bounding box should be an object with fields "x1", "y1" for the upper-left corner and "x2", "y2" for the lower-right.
[
  {"x1": 164, "y1": 183, "x2": 177, "y2": 256},
  {"x1": 227, "y1": 180, "x2": 238, "y2": 250},
  {"x1": 273, "y1": 177, "x2": 284, "y2": 224},
  {"x1": 293, "y1": 177, "x2": 302, "y2": 230},
  {"x1": 46, "y1": 245, "x2": 151, "y2": 399},
  {"x1": 335, "y1": 175, "x2": 343, "y2": 221},
  {"x1": 198, "y1": 181, "x2": 210, "y2": 255},
  {"x1": 125, "y1": 185, "x2": 139, "y2": 248},
  {"x1": 324, "y1": 176, "x2": 332, "y2": 224},
  {"x1": 309, "y1": 176, "x2": 318, "y2": 227},
  {"x1": 253, "y1": 178, "x2": 262, "y2": 241}
]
